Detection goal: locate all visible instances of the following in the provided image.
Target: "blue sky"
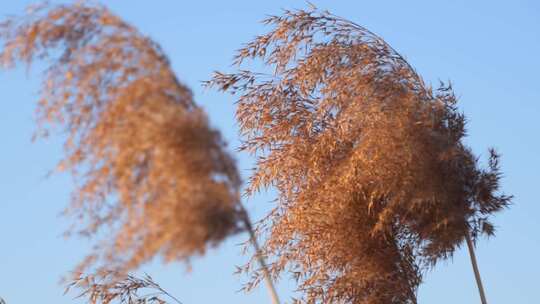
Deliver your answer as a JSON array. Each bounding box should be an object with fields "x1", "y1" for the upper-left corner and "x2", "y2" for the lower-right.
[{"x1": 0, "y1": 1, "x2": 538, "y2": 303}]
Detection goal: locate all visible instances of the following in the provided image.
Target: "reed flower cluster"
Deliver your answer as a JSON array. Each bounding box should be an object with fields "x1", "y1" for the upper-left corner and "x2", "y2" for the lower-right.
[
  {"x1": 0, "y1": 1, "x2": 244, "y2": 275},
  {"x1": 209, "y1": 7, "x2": 511, "y2": 303},
  {"x1": 66, "y1": 271, "x2": 182, "y2": 304}
]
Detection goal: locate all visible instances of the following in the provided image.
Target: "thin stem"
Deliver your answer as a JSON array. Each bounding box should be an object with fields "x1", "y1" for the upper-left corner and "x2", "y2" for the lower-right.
[
  {"x1": 240, "y1": 207, "x2": 280, "y2": 304},
  {"x1": 465, "y1": 231, "x2": 488, "y2": 304},
  {"x1": 157, "y1": 286, "x2": 184, "y2": 304}
]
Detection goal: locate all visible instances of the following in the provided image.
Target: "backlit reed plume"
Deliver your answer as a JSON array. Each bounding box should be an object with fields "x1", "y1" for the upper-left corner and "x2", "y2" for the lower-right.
[
  {"x1": 0, "y1": 1, "x2": 244, "y2": 276},
  {"x1": 208, "y1": 6, "x2": 511, "y2": 303}
]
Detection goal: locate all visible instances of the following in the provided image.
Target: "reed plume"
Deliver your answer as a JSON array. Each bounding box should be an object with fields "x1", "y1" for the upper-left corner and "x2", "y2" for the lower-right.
[
  {"x1": 66, "y1": 271, "x2": 183, "y2": 304},
  {"x1": 208, "y1": 6, "x2": 511, "y2": 303},
  {"x1": 0, "y1": 1, "x2": 244, "y2": 276}
]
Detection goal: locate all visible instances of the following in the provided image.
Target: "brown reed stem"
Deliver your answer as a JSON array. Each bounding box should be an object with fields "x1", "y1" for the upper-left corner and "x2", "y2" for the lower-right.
[
  {"x1": 240, "y1": 207, "x2": 280, "y2": 304},
  {"x1": 465, "y1": 231, "x2": 488, "y2": 304}
]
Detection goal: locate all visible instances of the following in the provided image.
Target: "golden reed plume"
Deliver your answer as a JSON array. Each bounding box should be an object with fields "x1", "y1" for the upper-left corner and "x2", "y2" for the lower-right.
[
  {"x1": 0, "y1": 1, "x2": 244, "y2": 274},
  {"x1": 208, "y1": 6, "x2": 510, "y2": 304}
]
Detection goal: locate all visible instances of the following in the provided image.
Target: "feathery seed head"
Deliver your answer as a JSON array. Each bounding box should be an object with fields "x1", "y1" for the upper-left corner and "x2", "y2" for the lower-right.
[
  {"x1": 208, "y1": 6, "x2": 510, "y2": 303},
  {"x1": 1, "y1": 1, "x2": 244, "y2": 276}
]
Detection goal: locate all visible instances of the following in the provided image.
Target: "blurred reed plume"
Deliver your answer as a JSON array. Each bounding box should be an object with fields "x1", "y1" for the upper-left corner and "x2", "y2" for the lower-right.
[
  {"x1": 208, "y1": 5, "x2": 511, "y2": 303},
  {"x1": 0, "y1": 1, "x2": 245, "y2": 276}
]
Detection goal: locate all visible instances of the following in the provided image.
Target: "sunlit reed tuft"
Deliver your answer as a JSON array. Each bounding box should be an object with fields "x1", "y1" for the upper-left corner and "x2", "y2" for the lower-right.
[{"x1": 208, "y1": 6, "x2": 511, "y2": 303}]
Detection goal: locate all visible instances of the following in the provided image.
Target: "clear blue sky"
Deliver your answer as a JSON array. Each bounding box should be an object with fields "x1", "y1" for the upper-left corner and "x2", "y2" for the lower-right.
[{"x1": 1, "y1": 1, "x2": 538, "y2": 303}]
